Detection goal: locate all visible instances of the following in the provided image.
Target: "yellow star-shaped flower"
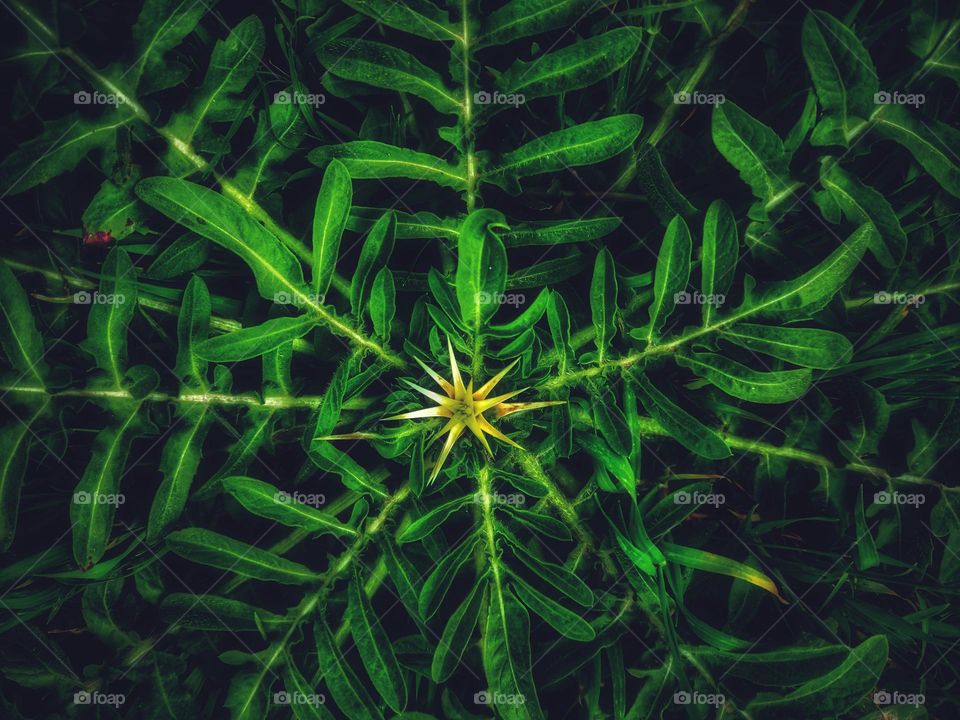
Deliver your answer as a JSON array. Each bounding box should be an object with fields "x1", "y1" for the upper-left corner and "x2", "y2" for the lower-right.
[{"x1": 386, "y1": 339, "x2": 563, "y2": 484}]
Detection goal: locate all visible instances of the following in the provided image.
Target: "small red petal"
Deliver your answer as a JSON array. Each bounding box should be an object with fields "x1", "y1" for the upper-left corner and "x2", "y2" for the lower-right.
[{"x1": 82, "y1": 230, "x2": 113, "y2": 248}]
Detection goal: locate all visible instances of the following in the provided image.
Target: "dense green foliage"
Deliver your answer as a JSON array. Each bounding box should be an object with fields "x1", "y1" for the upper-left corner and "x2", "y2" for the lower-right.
[{"x1": 0, "y1": 0, "x2": 958, "y2": 718}]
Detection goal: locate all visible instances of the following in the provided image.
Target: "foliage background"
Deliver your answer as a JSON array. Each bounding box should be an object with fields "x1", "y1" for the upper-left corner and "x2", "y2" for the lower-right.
[{"x1": 0, "y1": 0, "x2": 958, "y2": 718}]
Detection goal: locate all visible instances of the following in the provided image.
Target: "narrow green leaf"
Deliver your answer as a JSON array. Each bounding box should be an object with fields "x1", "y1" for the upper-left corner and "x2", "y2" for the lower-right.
[
  {"x1": 496, "y1": 28, "x2": 641, "y2": 102},
  {"x1": 194, "y1": 316, "x2": 317, "y2": 362},
  {"x1": 166, "y1": 528, "x2": 320, "y2": 584},
  {"x1": 590, "y1": 248, "x2": 617, "y2": 364},
  {"x1": 747, "y1": 223, "x2": 875, "y2": 318},
  {"x1": 720, "y1": 324, "x2": 852, "y2": 369},
  {"x1": 631, "y1": 372, "x2": 730, "y2": 459},
  {"x1": 636, "y1": 146, "x2": 697, "y2": 224},
  {"x1": 432, "y1": 579, "x2": 485, "y2": 683},
  {"x1": 131, "y1": 0, "x2": 216, "y2": 93},
  {"x1": 645, "y1": 215, "x2": 691, "y2": 344},
  {"x1": 146, "y1": 404, "x2": 212, "y2": 542},
  {"x1": 700, "y1": 199, "x2": 738, "y2": 327},
  {"x1": 801, "y1": 11, "x2": 878, "y2": 145},
  {"x1": 482, "y1": 584, "x2": 544, "y2": 720},
  {"x1": 342, "y1": 0, "x2": 458, "y2": 41},
  {"x1": 747, "y1": 636, "x2": 888, "y2": 718},
  {"x1": 511, "y1": 574, "x2": 595, "y2": 641},
  {"x1": 349, "y1": 567, "x2": 407, "y2": 712},
  {"x1": 173, "y1": 275, "x2": 211, "y2": 387},
  {"x1": 820, "y1": 163, "x2": 906, "y2": 267},
  {"x1": 136, "y1": 178, "x2": 308, "y2": 302},
  {"x1": 0, "y1": 115, "x2": 131, "y2": 196},
  {"x1": 456, "y1": 209, "x2": 509, "y2": 333},
  {"x1": 317, "y1": 39, "x2": 461, "y2": 114},
  {"x1": 874, "y1": 105, "x2": 960, "y2": 197},
  {"x1": 663, "y1": 542, "x2": 785, "y2": 601},
  {"x1": 677, "y1": 352, "x2": 812, "y2": 404},
  {"x1": 310, "y1": 141, "x2": 466, "y2": 190},
  {"x1": 712, "y1": 101, "x2": 792, "y2": 207},
  {"x1": 855, "y1": 486, "x2": 880, "y2": 570},
  {"x1": 145, "y1": 234, "x2": 209, "y2": 280},
  {"x1": 0, "y1": 262, "x2": 47, "y2": 385},
  {"x1": 71, "y1": 404, "x2": 147, "y2": 568},
  {"x1": 480, "y1": 0, "x2": 596, "y2": 47},
  {"x1": 222, "y1": 476, "x2": 357, "y2": 537},
  {"x1": 160, "y1": 593, "x2": 285, "y2": 632},
  {"x1": 315, "y1": 619, "x2": 385, "y2": 720},
  {"x1": 312, "y1": 159, "x2": 352, "y2": 299},
  {"x1": 352, "y1": 212, "x2": 396, "y2": 317},
  {"x1": 503, "y1": 217, "x2": 621, "y2": 247},
  {"x1": 419, "y1": 539, "x2": 478, "y2": 620},
  {"x1": 398, "y1": 495, "x2": 473, "y2": 544},
  {"x1": 485, "y1": 115, "x2": 643, "y2": 189},
  {"x1": 164, "y1": 16, "x2": 265, "y2": 149},
  {"x1": 690, "y1": 644, "x2": 850, "y2": 686},
  {"x1": 81, "y1": 247, "x2": 137, "y2": 387}
]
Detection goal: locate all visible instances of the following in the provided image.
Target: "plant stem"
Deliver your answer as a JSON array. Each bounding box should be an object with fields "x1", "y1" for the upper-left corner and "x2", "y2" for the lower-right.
[{"x1": 460, "y1": 0, "x2": 478, "y2": 214}]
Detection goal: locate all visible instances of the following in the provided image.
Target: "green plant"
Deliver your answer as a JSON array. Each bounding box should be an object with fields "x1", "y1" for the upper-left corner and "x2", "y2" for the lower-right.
[{"x1": 0, "y1": 0, "x2": 958, "y2": 718}]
